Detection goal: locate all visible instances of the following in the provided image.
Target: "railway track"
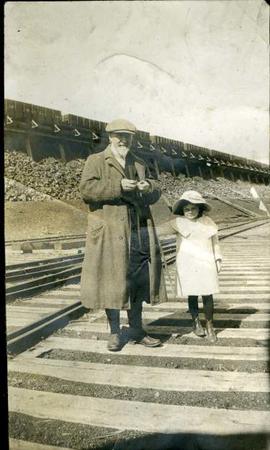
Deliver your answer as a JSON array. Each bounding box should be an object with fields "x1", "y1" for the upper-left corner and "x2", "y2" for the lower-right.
[
  {"x1": 6, "y1": 217, "x2": 269, "y2": 351},
  {"x1": 6, "y1": 253, "x2": 84, "y2": 301},
  {"x1": 7, "y1": 220, "x2": 270, "y2": 450},
  {"x1": 5, "y1": 233, "x2": 86, "y2": 246},
  {"x1": 6, "y1": 234, "x2": 86, "y2": 251}
]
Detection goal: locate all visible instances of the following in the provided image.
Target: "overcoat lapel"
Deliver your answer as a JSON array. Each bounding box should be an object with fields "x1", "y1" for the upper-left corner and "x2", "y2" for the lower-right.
[
  {"x1": 126, "y1": 151, "x2": 146, "y2": 181},
  {"x1": 104, "y1": 146, "x2": 147, "y2": 180},
  {"x1": 134, "y1": 160, "x2": 146, "y2": 181},
  {"x1": 104, "y1": 145, "x2": 126, "y2": 177}
]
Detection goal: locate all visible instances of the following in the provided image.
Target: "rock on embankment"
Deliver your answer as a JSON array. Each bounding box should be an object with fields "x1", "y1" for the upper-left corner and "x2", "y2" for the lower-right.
[
  {"x1": 5, "y1": 151, "x2": 84, "y2": 201},
  {"x1": 5, "y1": 150, "x2": 270, "y2": 239},
  {"x1": 5, "y1": 178, "x2": 54, "y2": 202},
  {"x1": 159, "y1": 173, "x2": 270, "y2": 204},
  {"x1": 4, "y1": 149, "x2": 270, "y2": 203}
]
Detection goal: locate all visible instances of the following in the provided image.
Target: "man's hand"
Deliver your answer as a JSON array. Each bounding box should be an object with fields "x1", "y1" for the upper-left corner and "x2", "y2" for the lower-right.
[
  {"x1": 216, "y1": 259, "x2": 222, "y2": 273},
  {"x1": 121, "y1": 179, "x2": 138, "y2": 192},
  {"x1": 137, "y1": 180, "x2": 150, "y2": 193}
]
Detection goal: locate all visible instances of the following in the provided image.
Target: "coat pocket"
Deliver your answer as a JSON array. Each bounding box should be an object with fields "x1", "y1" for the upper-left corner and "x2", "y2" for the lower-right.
[{"x1": 87, "y1": 218, "x2": 105, "y2": 239}]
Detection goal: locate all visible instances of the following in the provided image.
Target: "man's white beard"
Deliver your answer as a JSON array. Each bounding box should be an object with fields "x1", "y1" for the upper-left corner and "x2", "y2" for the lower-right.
[{"x1": 112, "y1": 143, "x2": 129, "y2": 159}]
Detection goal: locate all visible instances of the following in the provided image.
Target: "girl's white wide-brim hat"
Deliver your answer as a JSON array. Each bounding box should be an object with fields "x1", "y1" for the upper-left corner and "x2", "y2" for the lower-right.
[{"x1": 172, "y1": 190, "x2": 211, "y2": 215}]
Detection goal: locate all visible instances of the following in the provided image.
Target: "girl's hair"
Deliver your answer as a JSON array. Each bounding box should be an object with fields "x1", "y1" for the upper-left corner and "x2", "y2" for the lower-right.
[{"x1": 179, "y1": 200, "x2": 208, "y2": 218}]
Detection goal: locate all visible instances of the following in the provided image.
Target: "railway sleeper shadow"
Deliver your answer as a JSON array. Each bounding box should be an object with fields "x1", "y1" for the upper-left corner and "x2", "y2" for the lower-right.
[
  {"x1": 96, "y1": 308, "x2": 264, "y2": 341},
  {"x1": 143, "y1": 307, "x2": 261, "y2": 329},
  {"x1": 145, "y1": 307, "x2": 260, "y2": 315},
  {"x1": 214, "y1": 307, "x2": 259, "y2": 314},
  {"x1": 147, "y1": 317, "x2": 265, "y2": 331},
  {"x1": 111, "y1": 431, "x2": 269, "y2": 450},
  {"x1": 150, "y1": 308, "x2": 269, "y2": 336}
]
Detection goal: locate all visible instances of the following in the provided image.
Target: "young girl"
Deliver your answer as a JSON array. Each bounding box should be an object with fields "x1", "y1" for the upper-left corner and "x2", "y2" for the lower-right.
[{"x1": 171, "y1": 190, "x2": 222, "y2": 343}]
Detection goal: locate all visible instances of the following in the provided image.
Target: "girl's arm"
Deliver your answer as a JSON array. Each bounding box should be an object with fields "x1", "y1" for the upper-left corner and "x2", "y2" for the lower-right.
[
  {"x1": 212, "y1": 234, "x2": 222, "y2": 272},
  {"x1": 158, "y1": 218, "x2": 179, "y2": 237}
]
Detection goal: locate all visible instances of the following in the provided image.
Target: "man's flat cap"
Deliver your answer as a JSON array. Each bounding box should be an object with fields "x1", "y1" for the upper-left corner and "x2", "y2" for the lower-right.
[{"x1": 106, "y1": 119, "x2": 136, "y2": 134}]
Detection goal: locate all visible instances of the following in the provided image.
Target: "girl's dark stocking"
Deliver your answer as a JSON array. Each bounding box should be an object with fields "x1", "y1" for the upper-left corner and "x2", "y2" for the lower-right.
[
  {"x1": 188, "y1": 295, "x2": 199, "y2": 318},
  {"x1": 202, "y1": 295, "x2": 214, "y2": 321}
]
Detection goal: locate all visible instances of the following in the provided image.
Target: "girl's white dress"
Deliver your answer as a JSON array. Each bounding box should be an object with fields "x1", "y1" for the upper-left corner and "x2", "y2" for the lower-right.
[{"x1": 172, "y1": 216, "x2": 222, "y2": 297}]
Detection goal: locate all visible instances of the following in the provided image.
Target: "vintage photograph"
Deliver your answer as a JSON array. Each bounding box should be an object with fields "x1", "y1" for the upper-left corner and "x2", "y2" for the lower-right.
[{"x1": 4, "y1": 1, "x2": 270, "y2": 449}]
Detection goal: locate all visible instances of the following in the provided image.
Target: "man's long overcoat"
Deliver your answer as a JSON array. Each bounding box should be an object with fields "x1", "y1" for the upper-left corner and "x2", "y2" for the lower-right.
[{"x1": 79, "y1": 145, "x2": 167, "y2": 310}]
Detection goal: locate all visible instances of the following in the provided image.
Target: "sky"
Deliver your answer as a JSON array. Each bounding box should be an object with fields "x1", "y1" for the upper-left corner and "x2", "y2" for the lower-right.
[{"x1": 5, "y1": 1, "x2": 269, "y2": 164}]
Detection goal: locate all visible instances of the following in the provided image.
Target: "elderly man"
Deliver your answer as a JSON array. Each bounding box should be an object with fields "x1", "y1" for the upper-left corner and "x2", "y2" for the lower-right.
[{"x1": 80, "y1": 119, "x2": 167, "y2": 351}]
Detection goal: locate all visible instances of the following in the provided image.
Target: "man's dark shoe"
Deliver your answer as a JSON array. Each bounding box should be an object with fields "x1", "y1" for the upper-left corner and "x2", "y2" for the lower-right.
[
  {"x1": 192, "y1": 317, "x2": 205, "y2": 337},
  {"x1": 129, "y1": 329, "x2": 161, "y2": 347},
  {"x1": 107, "y1": 333, "x2": 122, "y2": 351},
  {"x1": 136, "y1": 334, "x2": 162, "y2": 347}
]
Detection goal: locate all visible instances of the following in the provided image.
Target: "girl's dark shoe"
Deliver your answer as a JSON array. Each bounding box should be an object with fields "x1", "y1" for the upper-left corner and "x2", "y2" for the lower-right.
[
  {"x1": 192, "y1": 317, "x2": 205, "y2": 337},
  {"x1": 107, "y1": 333, "x2": 122, "y2": 351},
  {"x1": 205, "y1": 320, "x2": 217, "y2": 343}
]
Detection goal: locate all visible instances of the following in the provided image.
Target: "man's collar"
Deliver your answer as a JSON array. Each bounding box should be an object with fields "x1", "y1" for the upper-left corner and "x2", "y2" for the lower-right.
[
  {"x1": 104, "y1": 145, "x2": 145, "y2": 178},
  {"x1": 104, "y1": 145, "x2": 115, "y2": 160},
  {"x1": 104, "y1": 145, "x2": 126, "y2": 175}
]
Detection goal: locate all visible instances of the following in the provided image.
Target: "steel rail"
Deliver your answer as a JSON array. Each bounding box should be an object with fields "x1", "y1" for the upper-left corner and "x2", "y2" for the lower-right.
[
  {"x1": 6, "y1": 253, "x2": 84, "y2": 271},
  {"x1": 6, "y1": 265, "x2": 82, "y2": 302},
  {"x1": 7, "y1": 302, "x2": 85, "y2": 355},
  {"x1": 5, "y1": 233, "x2": 86, "y2": 246},
  {"x1": 6, "y1": 256, "x2": 84, "y2": 282}
]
